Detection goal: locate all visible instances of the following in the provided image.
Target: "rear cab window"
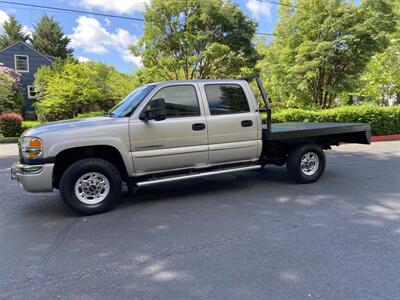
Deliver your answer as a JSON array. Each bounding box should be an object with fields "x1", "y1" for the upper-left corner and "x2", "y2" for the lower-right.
[{"x1": 204, "y1": 84, "x2": 250, "y2": 115}]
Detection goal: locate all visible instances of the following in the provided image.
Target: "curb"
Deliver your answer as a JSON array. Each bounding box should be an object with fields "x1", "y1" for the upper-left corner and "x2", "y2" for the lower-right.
[{"x1": 371, "y1": 133, "x2": 400, "y2": 142}]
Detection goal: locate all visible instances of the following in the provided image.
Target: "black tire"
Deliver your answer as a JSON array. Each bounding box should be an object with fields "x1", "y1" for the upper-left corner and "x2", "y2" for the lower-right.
[
  {"x1": 286, "y1": 143, "x2": 326, "y2": 184},
  {"x1": 59, "y1": 158, "x2": 122, "y2": 215}
]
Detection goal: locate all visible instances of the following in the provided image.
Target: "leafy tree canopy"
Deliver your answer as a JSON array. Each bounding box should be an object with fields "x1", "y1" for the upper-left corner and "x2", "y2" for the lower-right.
[
  {"x1": 0, "y1": 16, "x2": 30, "y2": 49},
  {"x1": 258, "y1": 0, "x2": 396, "y2": 108},
  {"x1": 131, "y1": 0, "x2": 258, "y2": 81},
  {"x1": 32, "y1": 14, "x2": 73, "y2": 59},
  {"x1": 356, "y1": 2, "x2": 400, "y2": 105},
  {"x1": 34, "y1": 60, "x2": 139, "y2": 121}
]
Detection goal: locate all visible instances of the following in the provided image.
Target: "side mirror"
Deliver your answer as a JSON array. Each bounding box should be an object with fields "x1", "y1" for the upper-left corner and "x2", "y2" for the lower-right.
[{"x1": 140, "y1": 98, "x2": 167, "y2": 121}]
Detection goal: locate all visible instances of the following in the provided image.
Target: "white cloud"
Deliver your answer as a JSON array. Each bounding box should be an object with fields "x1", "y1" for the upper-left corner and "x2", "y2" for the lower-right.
[
  {"x1": 246, "y1": 0, "x2": 272, "y2": 20},
  {"x1": 104, "y1": 17, "x2": 111, "y2": 26},
  {"x1": 22, "y1": 25, "x2": 33, "y2": 39},
  {"x1": 0, "y1": 10, "x2": 9, "y2": 34},
  {"x1": 77, "y1": 56, "x2": 90, "y2": 63},
  {"x1": 69, "y1": 16, "x2": 141, "y2": 67},
  {"x1": 76, "y1": 0, "x2": 147, "y2": 14}
]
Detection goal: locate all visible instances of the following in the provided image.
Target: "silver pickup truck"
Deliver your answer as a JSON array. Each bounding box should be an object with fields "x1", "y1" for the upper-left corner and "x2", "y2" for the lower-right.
[{"x1": 12, "y1": 76, "x2": 371, "y2": 215}]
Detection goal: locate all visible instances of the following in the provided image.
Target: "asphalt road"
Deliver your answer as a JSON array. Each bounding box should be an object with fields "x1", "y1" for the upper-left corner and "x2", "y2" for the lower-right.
[{"x1": 0, "y1": 141, "x2": 400, "y2": 300}]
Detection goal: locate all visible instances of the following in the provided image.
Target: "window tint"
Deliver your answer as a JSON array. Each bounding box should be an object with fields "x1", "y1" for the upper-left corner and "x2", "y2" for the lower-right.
[
  {"x1": 150, "y1": 85, "x2": 200, "y2": 118},
  {"x1": 111, "y1": 85, "x2": 155, "y2": 117},
  {"x1": 205, "y1": 84, "x2": 250, "y2": 115}
]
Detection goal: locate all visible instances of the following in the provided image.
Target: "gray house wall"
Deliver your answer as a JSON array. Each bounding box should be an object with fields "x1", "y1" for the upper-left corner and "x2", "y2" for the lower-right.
[{"x1": 0, "y1": 41, "x2": 53, "y2": 115}]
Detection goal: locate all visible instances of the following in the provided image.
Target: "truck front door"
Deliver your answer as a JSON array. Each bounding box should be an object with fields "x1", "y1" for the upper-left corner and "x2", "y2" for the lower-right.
[
  {"x1": 199, "y1": 82, "x2": 261, "y2": 165},
  {"x1": 130, "y1": 84, "x2": 208, "y2": 175}
]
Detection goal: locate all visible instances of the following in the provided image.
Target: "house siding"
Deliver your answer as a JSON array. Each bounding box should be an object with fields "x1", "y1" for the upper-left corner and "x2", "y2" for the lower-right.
[{"x1": 0, "y1": 41, "x2": 53, "y2": 114}]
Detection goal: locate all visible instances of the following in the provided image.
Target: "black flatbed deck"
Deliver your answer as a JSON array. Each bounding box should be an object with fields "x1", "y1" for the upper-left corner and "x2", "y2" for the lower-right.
[{"x1": 263, "y1": 122, "x2": 371, "y2": 143}]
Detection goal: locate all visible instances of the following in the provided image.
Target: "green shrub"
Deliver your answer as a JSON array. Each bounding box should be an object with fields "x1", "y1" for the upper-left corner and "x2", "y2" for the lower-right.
[
  {"x1": 271, "y1": 104, "x2": 400, "y2": 136},
  {"x1": 0, "y1": 112, "x2": 23, "y2": 137},
  {"x1": 75, "y1": 111, "x2": 104, "y2": 119},
  {"x1": 0, "y1": 66, "x2": 23, "y2": 114},
  {"x1": 24, "y1": 111, "x2": 37, "y2": 121},
  {"x1": 21, "y1": 121, "x2": 41, "y2": 133}
]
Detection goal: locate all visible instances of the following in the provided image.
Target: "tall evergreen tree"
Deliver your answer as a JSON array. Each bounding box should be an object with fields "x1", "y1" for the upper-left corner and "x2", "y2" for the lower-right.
[
  {"x1": 32, "y1": 15, "x2": 73, "y2": 59},
  {"x1": 0, "y1": 16, "x2": 30, "y2": 48}
]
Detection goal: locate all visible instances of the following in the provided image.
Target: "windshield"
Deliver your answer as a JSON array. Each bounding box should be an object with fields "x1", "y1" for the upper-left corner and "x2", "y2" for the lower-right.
[{"x1": 110, "y1": 85, "x2": 156, "y2": 117}]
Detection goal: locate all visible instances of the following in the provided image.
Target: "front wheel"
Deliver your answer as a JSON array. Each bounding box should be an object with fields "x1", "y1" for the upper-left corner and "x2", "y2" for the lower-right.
[
  {"x1": 59, "y1": 158, "x2": 122, "y2": 215},
  {"x1": 286, "y1": 144, "x2": 326, "y2": 184}
]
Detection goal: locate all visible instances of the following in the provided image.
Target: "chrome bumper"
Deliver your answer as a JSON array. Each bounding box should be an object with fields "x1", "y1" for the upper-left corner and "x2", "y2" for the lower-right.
[{"x1": 11, "y1": 161, "x2": 54, "y2": 192}]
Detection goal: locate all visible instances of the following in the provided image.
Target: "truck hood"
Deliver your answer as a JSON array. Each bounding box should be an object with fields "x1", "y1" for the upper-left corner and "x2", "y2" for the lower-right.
[{"x1": 22, "y1": 117, "x2": 116, "y2": 137}]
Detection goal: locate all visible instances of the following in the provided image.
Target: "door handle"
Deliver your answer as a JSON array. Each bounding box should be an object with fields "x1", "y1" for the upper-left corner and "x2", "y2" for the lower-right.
[
  {"x1": 241, "y1": 120, "x2": 253, "y2": 127},
  {"x1": 192, "y1": 123, "x2": 206, "y2": 131}
]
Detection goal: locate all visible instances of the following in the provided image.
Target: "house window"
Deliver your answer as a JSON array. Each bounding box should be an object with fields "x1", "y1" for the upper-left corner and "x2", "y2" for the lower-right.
[
  {"x1": 15, "y1": 55, "x2": 29, "y2": 72},
  {"x1": 27, "y1": 85, "x2": 36, "y2": 99}
]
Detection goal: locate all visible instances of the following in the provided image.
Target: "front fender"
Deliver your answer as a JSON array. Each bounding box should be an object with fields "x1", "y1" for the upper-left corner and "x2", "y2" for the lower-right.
[{"x1": 47, "y1": 137, "x2": 135, "y2": 175}]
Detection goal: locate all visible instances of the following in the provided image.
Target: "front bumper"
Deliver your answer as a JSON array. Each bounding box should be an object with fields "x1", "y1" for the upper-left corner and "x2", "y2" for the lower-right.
[{"x1": 11, "y1": 161, "x2": 54, "y2": 192}]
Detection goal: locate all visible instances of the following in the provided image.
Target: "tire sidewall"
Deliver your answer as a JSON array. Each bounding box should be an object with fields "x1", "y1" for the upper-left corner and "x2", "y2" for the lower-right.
[
  {"x1": 60, "y1": 159, "x2": 121, "y2": 215},
  {"x1": 288, "y1": 144, "x2": 326, "y2": 183}
]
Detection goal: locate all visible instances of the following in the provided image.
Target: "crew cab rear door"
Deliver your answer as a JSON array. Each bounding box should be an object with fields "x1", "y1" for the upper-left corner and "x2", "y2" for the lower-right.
[
  {"x1": 198, "y1": 81, "x2": 262, "y2": 165},
  {"x1": 129, "y1": 83, "x2": 208, "y2": 175}
]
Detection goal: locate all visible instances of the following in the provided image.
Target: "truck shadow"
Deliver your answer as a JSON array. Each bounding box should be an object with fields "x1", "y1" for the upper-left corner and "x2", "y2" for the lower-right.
[
  {"x1": 121, "y1": 166, "x2": 291, "y2": 206},
  {"x1": 118, "y1": 149, "x2": 400, "y2": 225}
]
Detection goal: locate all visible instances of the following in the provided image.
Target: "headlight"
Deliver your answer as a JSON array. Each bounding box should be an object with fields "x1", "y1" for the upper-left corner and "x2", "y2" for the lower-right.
[{"x1": 20, "y1": 137, "x2": 43, "y2": 160}]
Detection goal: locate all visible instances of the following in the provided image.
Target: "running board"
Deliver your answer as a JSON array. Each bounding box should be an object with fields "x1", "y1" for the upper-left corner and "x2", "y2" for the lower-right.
[{"x1": 136, "y1": 165, "x2": 262, "y2": 187}]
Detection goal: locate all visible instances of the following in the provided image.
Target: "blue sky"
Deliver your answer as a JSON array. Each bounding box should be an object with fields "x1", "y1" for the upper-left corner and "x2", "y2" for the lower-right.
[{"x1": 0, "y1": 0, "x2": 279, "y2": 73}]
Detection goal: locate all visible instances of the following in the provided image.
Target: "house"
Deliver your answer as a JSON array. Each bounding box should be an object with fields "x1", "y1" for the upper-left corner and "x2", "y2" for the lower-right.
[{"x1": 0, "y1": 41, "x2": 54, "y2": 118}]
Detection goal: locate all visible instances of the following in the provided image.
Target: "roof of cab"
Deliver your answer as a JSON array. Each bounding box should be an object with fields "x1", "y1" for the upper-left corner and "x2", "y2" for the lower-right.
[{"x1": 149, "y1": 79, "x2": 247, "y2": 86}]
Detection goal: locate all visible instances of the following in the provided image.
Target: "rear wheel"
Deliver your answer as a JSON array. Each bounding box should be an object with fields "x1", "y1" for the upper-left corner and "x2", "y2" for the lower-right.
[
  {"x1": 59, "y1": 158, "x2": 122, "y2": 215},
  {"x1": 286, "y1": 144, "x2": 326, "y2": 184}
]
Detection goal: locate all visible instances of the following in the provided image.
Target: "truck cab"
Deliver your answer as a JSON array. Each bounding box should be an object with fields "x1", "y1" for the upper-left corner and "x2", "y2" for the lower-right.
[
  {"x1": 12, "y1": 77, "x2": 371, "y2": 215},
  {"x1": 129, "y1": 80, "x2": 262, "y2": 175}
]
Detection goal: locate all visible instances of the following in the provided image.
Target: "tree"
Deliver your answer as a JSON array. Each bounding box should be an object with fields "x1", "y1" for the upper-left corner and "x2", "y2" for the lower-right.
[
  {"x1": 32, "y1": 15, "x2": 73, "y2": 58},
  {"x1": 258, "y1": 0, "x2": 396, "y2": 108},
  {"x1": 34, "y1": 60, "x2": 138, "y2": 121},
  {"x1": 0, "y1": 66, "x2": 23, "y2": 113},
  {"x1": 357, "y1": 3, "x2": 400, "y2": 105},
  {"x1": 358, "y1": 34, "x2": 400, "y2": 105},
  {"x1": 130, "y1": 0, "x2": 258, "y2": 81},
  {"x1": 0, "y1": 16, "x2": 30, "y2": 48}
]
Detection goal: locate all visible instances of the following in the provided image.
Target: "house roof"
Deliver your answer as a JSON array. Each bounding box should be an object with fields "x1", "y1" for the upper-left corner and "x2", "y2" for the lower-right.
[{"x1": 0, "y1": 41, "x2": 54, "y2": 62}]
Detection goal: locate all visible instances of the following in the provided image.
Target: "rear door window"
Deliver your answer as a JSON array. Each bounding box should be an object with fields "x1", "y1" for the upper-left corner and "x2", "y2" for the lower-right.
[{"x1": 205, "y1": 84, "x2": 250, "y2": 115}]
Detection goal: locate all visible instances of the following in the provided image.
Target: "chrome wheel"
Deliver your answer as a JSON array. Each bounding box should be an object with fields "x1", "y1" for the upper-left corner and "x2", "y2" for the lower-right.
[
  {"x1": 74, "y1": 172, "x2": 110, "y2": 205},
  {"x1": 300, "y1": 152, "x2": 319, "y2": 176}
]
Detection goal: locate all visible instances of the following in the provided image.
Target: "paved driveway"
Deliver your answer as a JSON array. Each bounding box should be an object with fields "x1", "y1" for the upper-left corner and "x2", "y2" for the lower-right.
[{"x1": 0, "y1": 141, "x2": 399, "y2": 299}]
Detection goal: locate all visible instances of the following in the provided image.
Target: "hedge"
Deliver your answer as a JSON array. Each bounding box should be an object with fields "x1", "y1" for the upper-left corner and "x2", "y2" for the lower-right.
[
  {"x1": 271, "y1": 105, "x2": 400, "y2": 136},
  {"x1": 5, "y1": 105, "x2": 400, "y2": 138},
  {"x1": 0, "y1": 136, "x2": 19, "y2": 143}
]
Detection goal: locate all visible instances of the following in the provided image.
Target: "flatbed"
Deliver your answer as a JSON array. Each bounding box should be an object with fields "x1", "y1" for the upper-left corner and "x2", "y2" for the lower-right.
[{"x1": 263, "y1": 122, "x2": 371, "y2": 144}]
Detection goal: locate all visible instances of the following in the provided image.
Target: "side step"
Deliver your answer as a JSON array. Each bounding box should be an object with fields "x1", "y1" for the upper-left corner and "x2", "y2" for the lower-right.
[{"x1": 136, "y1": 165, "x2": 262, "y2": 187}]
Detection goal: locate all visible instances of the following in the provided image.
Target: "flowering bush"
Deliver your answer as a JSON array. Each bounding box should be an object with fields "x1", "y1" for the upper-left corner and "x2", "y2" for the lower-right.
[
  {"x1": 0, "y1": 66, "x2": 23, "y2": 113},
  {"x1": 0, "y1": 112, "x2": 23, "y2": 137}
]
